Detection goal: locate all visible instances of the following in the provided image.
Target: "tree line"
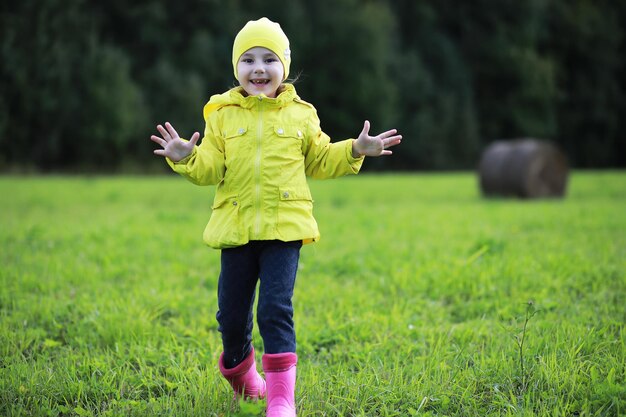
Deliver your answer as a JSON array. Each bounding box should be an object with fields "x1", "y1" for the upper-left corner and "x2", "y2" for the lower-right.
[{"x1": 1, "y1": 0, "x2": 624, "y2": 172}]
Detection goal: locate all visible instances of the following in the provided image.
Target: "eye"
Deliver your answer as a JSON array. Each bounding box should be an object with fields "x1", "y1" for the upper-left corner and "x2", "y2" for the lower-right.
[
  {"x1": 265, "y1": 57, "x2": 278, "y2": 64},
  {"x1": 241, "y1": 58, "x2": 254, "y2": 64}
]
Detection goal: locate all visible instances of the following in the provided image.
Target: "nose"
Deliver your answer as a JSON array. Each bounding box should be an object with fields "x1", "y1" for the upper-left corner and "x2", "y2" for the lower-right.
[{"x1": 253, "y1": 62, "x2": 265, "y2": 74}]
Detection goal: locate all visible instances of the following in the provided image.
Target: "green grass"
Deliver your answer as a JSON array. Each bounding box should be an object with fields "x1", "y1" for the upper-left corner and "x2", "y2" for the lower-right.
[{"x1": 1, "y1": 172, "x2": 624, "y2": 416}]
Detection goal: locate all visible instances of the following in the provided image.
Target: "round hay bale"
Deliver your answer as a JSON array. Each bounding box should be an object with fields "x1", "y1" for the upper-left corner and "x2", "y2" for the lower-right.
[{"x1": 478, "y1": 139, "x2": 569, "y2": 198}]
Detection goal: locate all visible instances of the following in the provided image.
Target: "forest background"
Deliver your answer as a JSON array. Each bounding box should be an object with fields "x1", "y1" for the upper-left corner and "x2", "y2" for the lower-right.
[{"x1": 1, "y1": 0, "x2": 625, "y2": 173}]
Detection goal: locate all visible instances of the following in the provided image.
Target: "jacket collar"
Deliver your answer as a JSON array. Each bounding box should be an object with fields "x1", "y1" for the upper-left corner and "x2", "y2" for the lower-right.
[{"x1": 203, "y1": 84, "x2": 298, "y2": 119}]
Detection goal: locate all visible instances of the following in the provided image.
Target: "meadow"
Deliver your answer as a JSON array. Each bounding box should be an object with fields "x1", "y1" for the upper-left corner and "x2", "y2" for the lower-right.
[{"x1": 0, "y1": 172, "x2": 624, "y2": 416}]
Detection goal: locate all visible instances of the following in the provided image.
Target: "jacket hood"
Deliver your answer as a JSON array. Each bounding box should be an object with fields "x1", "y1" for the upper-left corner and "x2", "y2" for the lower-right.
[{"x1": 203, "y1": 83, "x2": 299, "y2": 120}]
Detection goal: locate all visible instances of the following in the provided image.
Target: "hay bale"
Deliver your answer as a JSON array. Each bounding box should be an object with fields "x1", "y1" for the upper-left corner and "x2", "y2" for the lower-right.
[{"x1": 478, "y1": 139, "x2": 569, "y2": 198}]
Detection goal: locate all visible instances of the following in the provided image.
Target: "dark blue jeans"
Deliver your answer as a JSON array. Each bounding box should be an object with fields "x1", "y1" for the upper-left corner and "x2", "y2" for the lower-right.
[{"x1": 217, "y1": 240, "x2": 302, "y2": 369}]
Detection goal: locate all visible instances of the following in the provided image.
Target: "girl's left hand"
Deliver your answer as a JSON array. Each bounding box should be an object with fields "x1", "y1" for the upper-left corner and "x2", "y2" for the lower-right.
[{"x1": 352, "y1": 120, "x2": 402, "y2": 158}]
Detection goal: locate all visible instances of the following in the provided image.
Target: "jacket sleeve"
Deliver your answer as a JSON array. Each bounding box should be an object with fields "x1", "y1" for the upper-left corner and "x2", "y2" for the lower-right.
[
  {"x1": 303, "y1": 109, "x2": 364, "y2": 179},
  {"x1": 167, "y1": 113, "x2": 226, "y2": 186}
]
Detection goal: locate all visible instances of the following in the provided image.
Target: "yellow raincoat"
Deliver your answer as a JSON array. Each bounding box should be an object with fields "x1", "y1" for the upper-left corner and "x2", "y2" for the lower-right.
[{"x1": 168, "y1": 84, "x2": 364, "y2": 249}]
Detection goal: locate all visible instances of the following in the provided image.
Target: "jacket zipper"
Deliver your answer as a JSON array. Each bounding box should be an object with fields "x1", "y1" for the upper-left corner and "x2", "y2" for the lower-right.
[{"x1": 254, "y1": 97, "x2": 263, "y2": 238}]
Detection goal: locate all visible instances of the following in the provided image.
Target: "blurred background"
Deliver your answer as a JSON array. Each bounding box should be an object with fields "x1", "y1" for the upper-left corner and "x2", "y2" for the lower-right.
[{"x1": 1, "y1": 0, "x2": 624, "y2": 173}]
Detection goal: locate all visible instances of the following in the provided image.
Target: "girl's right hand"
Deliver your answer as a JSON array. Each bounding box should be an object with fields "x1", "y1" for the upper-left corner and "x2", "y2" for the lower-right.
[{"x1": 150, "y1": 122, "x2": 200, "y2": 162}]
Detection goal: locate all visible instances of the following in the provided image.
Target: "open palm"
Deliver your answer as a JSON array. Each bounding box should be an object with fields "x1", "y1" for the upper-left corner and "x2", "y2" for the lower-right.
[
  {"x1": 353, "y1": 120, "x2": 402, "y2": 157},
  {"x1": 150, "y1": 122, "x2": 200, "y2": 162}
]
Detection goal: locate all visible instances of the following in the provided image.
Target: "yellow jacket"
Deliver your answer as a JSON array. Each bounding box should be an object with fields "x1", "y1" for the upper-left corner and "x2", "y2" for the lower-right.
[{"x1": 168, "y1": 84, "x2": 364, "y2": 249}]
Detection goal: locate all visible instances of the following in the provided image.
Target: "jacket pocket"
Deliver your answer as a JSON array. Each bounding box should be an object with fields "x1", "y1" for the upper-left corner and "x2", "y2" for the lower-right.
[
  {"x1": 279, "y1": 186, "x2": 313, "y2": 202},
  {"x1": 204, "y1": 193, "x2": 243, "y2": 248},
  {"x1": 223, "y1": 125, "x2": 248, "y2": 139},
  {"x1": 277, "y1": 186, "x2": 316, "y2": 240},
  {"x1": 274, "y1": 125, "x2": 304, "y2": 139},
  {"x1": 223, "y1": 126, "x2": 249, "y2": 159},
  {"x1": 274, "y1": 125, "x2": 305, "y2": 155}
]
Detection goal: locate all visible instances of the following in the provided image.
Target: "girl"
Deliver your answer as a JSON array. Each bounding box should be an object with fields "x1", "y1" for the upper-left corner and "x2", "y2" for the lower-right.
[{"x1": 150, "y1": 17, "x2": 401, "y2": 417}]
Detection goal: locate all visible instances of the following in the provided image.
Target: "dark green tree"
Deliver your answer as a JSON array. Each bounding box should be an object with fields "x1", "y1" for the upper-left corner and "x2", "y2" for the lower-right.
[
  {"x1": 1, "y1": 0, "x2": 624, "y2": 171},
  {"x1": 0, "y1": 0, "x2": 149, "y2": 170},
  {"x1": 542, "y1": 1, "x2": 626, "y2": 167}
]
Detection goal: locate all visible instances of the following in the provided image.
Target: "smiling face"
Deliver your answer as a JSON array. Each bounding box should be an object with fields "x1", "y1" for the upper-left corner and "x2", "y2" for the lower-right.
[{"x1": 236, "y1": 47, "x2": 285, "y2": 98}]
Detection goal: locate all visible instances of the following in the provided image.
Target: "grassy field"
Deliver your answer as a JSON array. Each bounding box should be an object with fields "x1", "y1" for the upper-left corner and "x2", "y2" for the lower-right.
[{"x1": 1, "y1": 172, "x2": 624, "y2": 416}]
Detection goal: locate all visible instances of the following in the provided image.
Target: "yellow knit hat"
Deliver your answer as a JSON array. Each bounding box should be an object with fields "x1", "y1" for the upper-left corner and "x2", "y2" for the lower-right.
[{"x1": 232, "y1": 17, "x2": 291, "y2": 81}]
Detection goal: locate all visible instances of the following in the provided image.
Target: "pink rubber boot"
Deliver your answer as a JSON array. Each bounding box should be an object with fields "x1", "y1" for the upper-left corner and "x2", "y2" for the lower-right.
[
  {"x1": 219, "y1": 347, "x2": 266, "y2": 400},
  {"x1": 262, "y1": 352, "x2": 298, "y2": 417}
]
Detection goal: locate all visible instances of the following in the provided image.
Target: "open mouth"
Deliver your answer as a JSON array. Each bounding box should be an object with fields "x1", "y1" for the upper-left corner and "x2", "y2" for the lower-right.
[{"x1": 251, "y1": 79, "x2": 270, "y2": 85}]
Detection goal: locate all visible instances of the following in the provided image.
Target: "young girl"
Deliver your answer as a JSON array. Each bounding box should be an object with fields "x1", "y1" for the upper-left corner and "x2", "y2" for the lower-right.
[{"x1": 150, "y1": 17, "x2": 401, "y2": 417}]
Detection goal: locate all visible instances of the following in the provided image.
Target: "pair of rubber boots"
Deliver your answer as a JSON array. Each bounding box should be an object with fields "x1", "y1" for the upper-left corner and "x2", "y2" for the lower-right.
[{"x1": 219, "y1": 347, "x2": 297, "y2": 417}]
